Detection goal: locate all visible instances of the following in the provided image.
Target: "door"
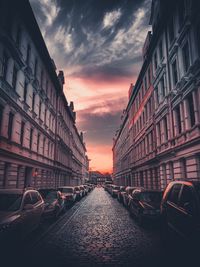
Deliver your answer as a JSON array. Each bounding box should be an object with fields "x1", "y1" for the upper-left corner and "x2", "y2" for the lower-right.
[
  {"x1": 21, "y1": 192, "x2": 34, "y2": 235},
  {"x1": 166, "y1": 183, "x2": 182, "y2": 234},
  {"x1": 177, "y1": 185, "x2": 197, "y2": 239},
  {"x1": 29, "y1": 191, "x2": 43, "y2": 229}
]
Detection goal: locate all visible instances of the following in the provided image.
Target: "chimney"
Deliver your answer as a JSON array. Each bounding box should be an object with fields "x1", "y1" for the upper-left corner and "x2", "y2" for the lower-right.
[
  {"x1": 58, "y1": 70, "x2": 65, "y2": 89},
  {"x1": 80, "y1": 132, "x2": 83, "y2": 141},
  {"x1": 70, "y1": 101, "x2": 74, "y2": 111}
]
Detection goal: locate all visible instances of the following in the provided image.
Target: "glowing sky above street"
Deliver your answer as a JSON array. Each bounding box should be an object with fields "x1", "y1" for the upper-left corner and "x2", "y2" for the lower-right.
[{"x1": 30, "y1": 0, "x2": 151, "y2": 173}]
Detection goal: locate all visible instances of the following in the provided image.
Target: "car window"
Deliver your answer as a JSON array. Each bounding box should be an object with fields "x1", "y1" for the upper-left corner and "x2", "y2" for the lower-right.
[
  {"x1": 167, "y1": 184, "x2": 182, "y2": 204},
  {"x1": 0, "y1": 194, "x2": 22, "y2": 211},
  {"x1": 179, "y1": 185, "x2": 195, "y2": 214},
  {"x1": 30, "y1": 192, "x2": 41, "y2": 205},
  {"x1": 24, "y1": 193, "x2": 32, "y2": 205}
]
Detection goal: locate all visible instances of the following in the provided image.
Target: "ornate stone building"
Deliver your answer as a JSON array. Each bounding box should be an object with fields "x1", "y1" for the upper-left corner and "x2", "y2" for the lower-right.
[
  {"x1": 0, "y1": 0, "x2": 89, "y2": 189},
  {"x1": 113, "y1": 0, "x2": 200, "y2": 190}
]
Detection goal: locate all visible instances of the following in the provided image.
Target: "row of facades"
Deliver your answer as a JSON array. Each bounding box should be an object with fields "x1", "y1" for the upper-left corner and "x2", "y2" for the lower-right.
[
  {"x1": 113, "y1": 0, "x2": 200, "y2": 190},
  {"x1": 0, "y1": 0, "x2": 89, "y2": 189}
]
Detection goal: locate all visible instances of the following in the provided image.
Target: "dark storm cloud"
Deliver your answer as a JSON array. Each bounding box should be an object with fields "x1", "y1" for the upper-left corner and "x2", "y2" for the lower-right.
[{"x1": 30, "y1": 0, "x2": 151, "y2": 79}]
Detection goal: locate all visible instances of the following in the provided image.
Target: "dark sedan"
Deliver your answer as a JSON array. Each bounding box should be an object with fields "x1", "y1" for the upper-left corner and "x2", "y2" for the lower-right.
[
  {"x1": 160, "y1": 180, "x2": 200, "y2": 244},
  {"x1": 0, "y1": 188, "x2": 44, "y2": 243},
  {"x1": 58, "y1": 187, "x2": 76, "y2": 205},
  {"x1": 111, "y1": 185, "x2": 120, "y2": 197},
  {"x1": 39, "y1": 189, "x2": 65, "y2": 219},
  {"x1": 117, "y1": 186, "x2": 126, "y2": 202},
  {"x1": 129, "y1": 189, "x2": 162, "y2": 225}
]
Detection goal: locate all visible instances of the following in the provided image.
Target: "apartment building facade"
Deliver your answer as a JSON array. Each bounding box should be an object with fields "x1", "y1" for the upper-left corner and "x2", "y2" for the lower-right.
[
  {"x1": 113, "y1": 0, "x2": 200, "y2": 190},
  {"x1": 0, "y1": 0, "x2": 89, "y2": 189}
]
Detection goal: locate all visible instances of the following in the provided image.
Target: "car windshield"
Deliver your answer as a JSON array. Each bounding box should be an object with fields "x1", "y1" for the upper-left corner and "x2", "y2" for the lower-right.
[
  {"x1": 39, "y1": 190, "x2": 57, "y2": 200},
  {"x1": 62, "y1": 188, "x2": 73, "y2": 193},
  {"x1": 140, "y1": 192, "x2": 162, "y2": 203},
  {"x1": 0, "y1": 194, "x2": 22, "y2": 211}
]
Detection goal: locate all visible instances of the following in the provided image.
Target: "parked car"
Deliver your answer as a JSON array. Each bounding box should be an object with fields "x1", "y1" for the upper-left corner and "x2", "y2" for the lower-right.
[
  {"x1": 74, "y1": 186, "x2": 82, "y2": 200},
  {"x1": 83, "y1": 185, "x2": 89, "y2": 194},
  {"x1": 58, "y1": 186, "x2": 77, "y2": 205},
  {"x1": 107, "y1": 184, "x2": 114, "y2": 194},
  {"x1": 160, "y1": 180, "x2": 200, "y2": 243},
  {"x1": 117, "y1": 186, "x2": 126, "y2": 202},
  {"x1": 122, "y1": 187, "x2": 138, "y2": 207},
  {"x1": 0, "y1": 188, "x2": 44, "y2": 242},
  {"x1": 111, "y1": 185, "x2": 120, "y2": 197},
  {"x1": 129, "y1": 189, "x2": 162, "y2": 224},
  {"x1": 79, "y1": 185, "x2": 86, "y2": 197},
  {"x1": 39, "y1": 189, "x2": 65, "y2": 219}
]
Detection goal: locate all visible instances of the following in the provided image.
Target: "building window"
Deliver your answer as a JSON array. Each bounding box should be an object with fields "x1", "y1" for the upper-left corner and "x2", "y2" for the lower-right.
[
  {"x1": 46, "y1": 80, "x2": 48, "y2": 95},
  {"x1": 155, "y1": 86, "x2": 159, "y2": 105},
  {"x1": 29, "y1": 128, "x2": 33, "y2": 150},
  {"x1": 144, "y1": 76, "x2": 147, "y2": 91},
  {"x1": 163, "y1": 116, "x2": 168, "y2": 141},
  {"x1": 172, "y1": 59, "x2": 178, "y2": 85},
  {"x1": 169, "y1": 17, "x2": 175, "y2": 43},
  {"x1": 32, "y1": 92, "x2": 35, "y2": 111},
  {"x1": 12, "y1": 64, "x2": 18, "y2": 90},
  {"x1": 182, "y1": 41, "x2": 190, "y2": 73},
  {"x1": 148, "y1": 68, "x2": 151, "y2": 85},
  {"x1": 23, "y1": 81, "x2": 28, "y2": 102},
  {"x1": 40, "y1": 70, "x2": 43, "y2": 89},
  {"x1": 160, "y1": 76, "x2": 165, "y2": 99},
  {"x1": 157, "y1": 122, "x2": 161, "y2": 145},
  {"x1": 16, "y1": 27, "x2": 21, "y2": 47},
  {"x1": 43, "y1": 137, "x2": 46, "y2": 155},
  {"x1": 175, "y1": 105, "x2": 182, "y2": 134},
  {"x1": 154, "y1": 52, "x2": 158, "y2": 71},
  {"x1": 181, "y1": 158, "x2": 187, "y2": 180},
  {"x1": 169, "y1": 161, "x2": 174, "y2": 180},
  {"x1": 34, "y1": 58, "x2": 38, "y2": 77},
  {"x1": 2, "y1": 52, "x2": 9, "y2": 80},
  {"x1": 48, "y1": 141, "x2": 50, "y2": 157},
  {"x1": 159, "y1": 40, "x2": 163, "y2": 60},
  {"x1": 20, "y1": 121, "x2": 25, "y2": 146},
  {"x1": 39, "y1": 100, "x2": 42, "y2": 119},
  {"x1": 8, "y1": 112, "x2": 14, "y2": 140},
  {"x1": 0, "y1": 105, "x2": 3, "y2": 135},
  {"x1": 44, "y1": 109, "x2": 47, "y2": 125},
  {"x1": 37, "y1": 133, "x2": 40, "y2": 153},
  {"x1": 26, "y1": 44, "x2": 31, "y2": 66},
  {"x1": 187, "y1": 94, "x2": 196, "y2": 127}
]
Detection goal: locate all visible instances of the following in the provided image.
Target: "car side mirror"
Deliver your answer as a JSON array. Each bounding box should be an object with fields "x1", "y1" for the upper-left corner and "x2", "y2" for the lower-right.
[{"x1": 23, "y1": 204, "x2": 33, "y2": 210}]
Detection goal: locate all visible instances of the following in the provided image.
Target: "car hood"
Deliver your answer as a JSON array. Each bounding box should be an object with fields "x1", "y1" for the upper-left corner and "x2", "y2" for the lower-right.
[
  {"x1": 0, "y1": 211, "x2": 20, "y2": 225},
  {"x1": 140, "y1": 201, "x2": 160, "y2": 210}
]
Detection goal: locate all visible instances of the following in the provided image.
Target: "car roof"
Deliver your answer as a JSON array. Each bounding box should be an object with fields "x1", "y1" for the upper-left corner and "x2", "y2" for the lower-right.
[{"x1": 167, "y1": 180, "x2": 200, "y2": 187}]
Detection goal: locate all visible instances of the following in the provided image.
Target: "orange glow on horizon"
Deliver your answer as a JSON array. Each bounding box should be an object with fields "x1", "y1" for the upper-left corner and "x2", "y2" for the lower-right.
[{"x1": 64, "y1": 75, "x2": 137, "y2": 173}]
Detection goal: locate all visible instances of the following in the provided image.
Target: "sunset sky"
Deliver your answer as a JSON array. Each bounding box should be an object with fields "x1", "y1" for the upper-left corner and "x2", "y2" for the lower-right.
[{"x1": 30, "y1": 0, "x2": 151, "y2": 173}]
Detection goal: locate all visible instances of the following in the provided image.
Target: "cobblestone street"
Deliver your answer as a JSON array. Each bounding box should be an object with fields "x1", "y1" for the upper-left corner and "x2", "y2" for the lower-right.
[{"x1": 22, "y1": 188, "x2": 165, "y2": 267}]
